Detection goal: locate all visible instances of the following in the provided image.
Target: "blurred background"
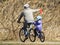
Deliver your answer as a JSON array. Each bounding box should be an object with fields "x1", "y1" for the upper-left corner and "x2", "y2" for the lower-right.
[{"x1": 0, "y1": 0, "x2": 60, "y2": 42}]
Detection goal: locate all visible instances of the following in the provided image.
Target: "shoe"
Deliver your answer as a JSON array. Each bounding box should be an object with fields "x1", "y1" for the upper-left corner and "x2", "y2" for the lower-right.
[{"x1": 25, "y1": 37, "x2": 28, "y2": 40}]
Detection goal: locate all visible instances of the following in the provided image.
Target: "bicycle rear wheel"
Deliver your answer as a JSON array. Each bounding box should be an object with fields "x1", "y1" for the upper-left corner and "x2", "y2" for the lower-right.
[
  {"x1": 19, "y1": 28, "x2": 26, "y2": 42},
  {"x1": 29, "y1": 28, "x2": 36, "y2": 42},
  {"x1": 39, "y1": 31, "x2": 45, "y2": 42}
]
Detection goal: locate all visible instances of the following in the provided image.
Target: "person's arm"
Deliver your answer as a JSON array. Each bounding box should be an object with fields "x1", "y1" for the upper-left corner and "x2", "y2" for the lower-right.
[
  {"x1": 17, "y1": 12, "x2": 24, "y2": 23},
  {"x1": 33, "y1": 21, "x2": 37, "y2": 26},
  {"x1": 32, "y1": 9, "x2": 40, "y2": 12}
]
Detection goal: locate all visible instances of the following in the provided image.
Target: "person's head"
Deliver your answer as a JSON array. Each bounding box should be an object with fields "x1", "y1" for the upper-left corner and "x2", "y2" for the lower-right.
[
  {"x1": 24, "y1": 4, "x2": 30, "y2": 9},
  {"x1": 36, "y1": 16, "x2": 42, "y2": 20}
]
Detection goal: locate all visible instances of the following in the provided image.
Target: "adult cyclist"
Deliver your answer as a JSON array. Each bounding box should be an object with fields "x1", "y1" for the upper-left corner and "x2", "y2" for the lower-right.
[{"x1": 17, "y1": 1, "x2": 40, "y2": 39}]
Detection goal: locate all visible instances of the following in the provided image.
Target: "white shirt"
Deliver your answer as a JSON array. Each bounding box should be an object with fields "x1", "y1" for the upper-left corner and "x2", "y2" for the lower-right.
[{"x1": 23, "y1": 8, "x2": 40, "y2": 23}]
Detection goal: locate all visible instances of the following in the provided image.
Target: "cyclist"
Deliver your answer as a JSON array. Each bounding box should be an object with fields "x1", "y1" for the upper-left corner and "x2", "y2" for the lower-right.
[
  {"x1": 17, "y1": 1, "x2": 40, "y2": 39},
  {"x1": 34, "y1": 16, "x2": 42, "y2": 36}
]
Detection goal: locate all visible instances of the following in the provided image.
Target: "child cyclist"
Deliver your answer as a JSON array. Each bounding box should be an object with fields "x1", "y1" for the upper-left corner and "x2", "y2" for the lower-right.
[{"x1": 34, "y1": 16, "x2": 42, "y2": 37}]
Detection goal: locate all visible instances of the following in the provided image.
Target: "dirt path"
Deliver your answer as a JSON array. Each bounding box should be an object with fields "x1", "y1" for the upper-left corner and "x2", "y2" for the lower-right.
[{"x1": 0, "y1": 41, "x2": 60, "y2": 45}]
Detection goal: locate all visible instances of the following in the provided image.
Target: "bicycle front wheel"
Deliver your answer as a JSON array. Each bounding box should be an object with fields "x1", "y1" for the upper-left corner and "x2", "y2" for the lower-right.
[
  {"x1": 29, "y1": 28, "x2": 36, "y2": 42},
  {"x1": 19, "y1": 28, "x2": 26, "y2": 42}
]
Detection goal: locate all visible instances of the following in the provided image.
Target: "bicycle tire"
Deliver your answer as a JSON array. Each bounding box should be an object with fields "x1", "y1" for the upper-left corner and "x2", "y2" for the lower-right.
[
  {"x1": 39, "y1": 31, "x2": 45, "y2": 42},
  {"x1": 29, "y1": 28, "x2": 36, "y2": 42},
  {"x1": 19, "y1": 28, "x2": 26, "y2": 42}
]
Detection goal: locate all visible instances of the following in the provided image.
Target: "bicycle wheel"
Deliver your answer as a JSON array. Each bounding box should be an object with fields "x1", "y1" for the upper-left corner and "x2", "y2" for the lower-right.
[
  {"x1": 29, "y1": 28, "x2": 36, "y2": 42},
  {"x1": 19, "y1": 28, "x2": 26, "y2": 42},
  {"x1": 39, "y1": 31, "x2": 45, "y2": 42}
]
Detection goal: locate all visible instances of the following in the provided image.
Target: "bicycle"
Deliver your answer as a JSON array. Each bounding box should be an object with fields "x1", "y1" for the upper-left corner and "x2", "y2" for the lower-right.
[
  {"x1": 19, "y1": 22, "x2": 36, "y2": 42},
  {"x1": 29, "y1": 24, "x2": 45, "y2": 42}
]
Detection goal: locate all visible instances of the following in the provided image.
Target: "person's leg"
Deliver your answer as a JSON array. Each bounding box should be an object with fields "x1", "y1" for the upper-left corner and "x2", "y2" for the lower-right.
[
  {"x1": 35, "y1": 28, "x2": 42, "y2": 37},
  {"x1": 38, "y1": 30, "x2": 43, "y2": 37},
  {"x1": 37, "y1": 26, "x2": 42, "y2": 37},
  {"x1": 23, "y1": 21, "x2": 28, "y2": 37},
  {"x1": 34, "y1": 28, "x2": 37, "y2": 36}
]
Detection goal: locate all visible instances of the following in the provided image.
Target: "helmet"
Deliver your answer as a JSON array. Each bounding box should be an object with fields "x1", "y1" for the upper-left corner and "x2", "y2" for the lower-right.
[
  {"x1": 36, "y1": 16, "x2": 42, "y2": 20},
  {"x1": 24, "y1": 4, "x2": 30, "y2": 8}
]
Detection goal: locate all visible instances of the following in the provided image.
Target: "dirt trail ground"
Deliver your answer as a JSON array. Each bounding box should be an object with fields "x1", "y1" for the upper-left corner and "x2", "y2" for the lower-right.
[{"x1": 0, "y1": 0, "x2": 60, "y2": 43}]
